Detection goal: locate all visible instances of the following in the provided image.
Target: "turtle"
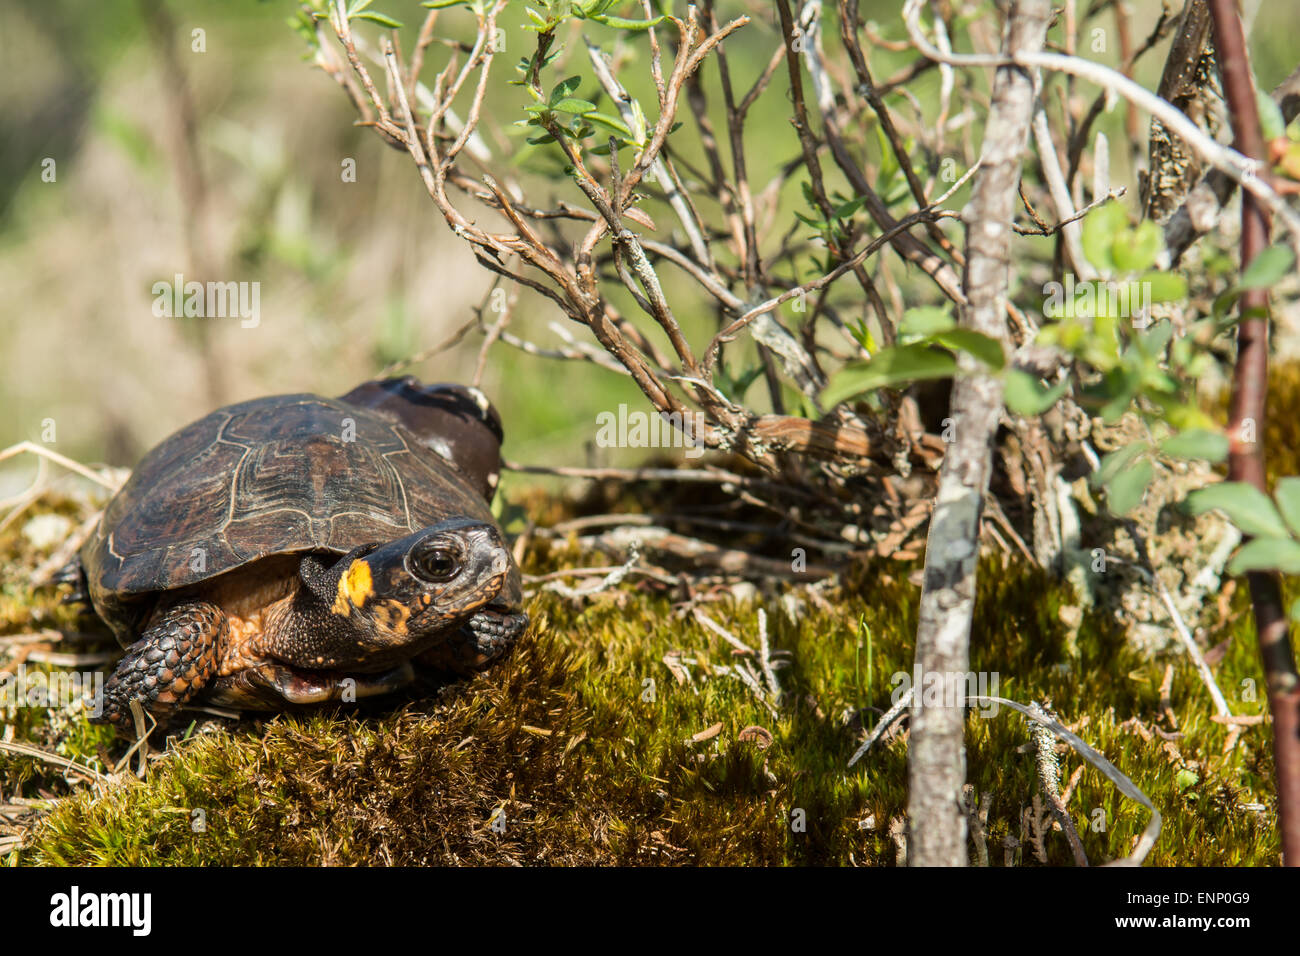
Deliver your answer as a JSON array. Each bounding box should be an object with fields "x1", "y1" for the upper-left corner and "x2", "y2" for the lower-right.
[{"x1": 75, "y1": 377, "x2": 529, "y2": 733}]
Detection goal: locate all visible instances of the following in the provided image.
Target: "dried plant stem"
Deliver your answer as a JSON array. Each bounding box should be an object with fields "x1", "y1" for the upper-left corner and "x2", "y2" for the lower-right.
[{"x1": 907, "y1": 0, "x2": 1050, "y2": 868}]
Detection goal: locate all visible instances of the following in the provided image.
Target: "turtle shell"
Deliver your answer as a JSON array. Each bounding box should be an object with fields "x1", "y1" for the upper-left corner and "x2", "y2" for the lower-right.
[{"x1": 82, "y1": 390, "x2": 500, "y2": 643}]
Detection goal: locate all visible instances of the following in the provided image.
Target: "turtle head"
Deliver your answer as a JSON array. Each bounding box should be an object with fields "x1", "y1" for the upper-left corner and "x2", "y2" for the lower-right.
[{"x1": 326, "y1": 518, "x2": 519, "y2": 654}]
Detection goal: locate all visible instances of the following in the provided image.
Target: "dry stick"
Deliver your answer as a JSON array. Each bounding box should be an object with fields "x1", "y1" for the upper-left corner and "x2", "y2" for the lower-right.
[
  {"x1": 496, "y1": 323, "x2": 629, "y2": 374},
  {"x1": 331, "y1": 9, "x2": 700, "y2": 438},
  {"x1": 0, "y1": 740, "x2": 108, "y2": 787},
  {"x1": 901, "y1": 0, "x2": 1300, "y2": 255},
  {"x1": 473, "y1": 275, "x2": 518, "y2": 387},
  {"x1": 1207, "y1": 0, "x2": 1300, "y2": 868},
  {"x1": 584, "y1": 38, "x2": 713, "y2": 269},
  {"x1": 703, "y1": 199, "x2": 968, "y2": 372},
  {"x1": 1125, "y1": 525, "x2": 1232, "y2": 718},
  {"x1": 1029, "y1": 702, "x2": 1090, "y2": 867},
  {"x1": 833, "y1": 0, "x2": 960, "y2": 261},
  {"x1": 1165, "y1": 65, "x2": 1300, "y2": 264},
  {"x1": 380, "y1": 312, "x2": 479, "y2": 377},
  {"x1": 906, "y1": 0, "x2": 1050, "y2": 869},
  {"x1": 0, "y1": 442, "x2": 122, "y2": 492},
  {"x1": 540, "y1": 543, "x2": 640, "y2": 599},
  {"x1": 1031, "y1": 109, "x2": 1095, "y2": 281},
  {"x1": 973, "y1": 696, "x2": 1161, "y2": 865},
  {"x1": 848, "y1": 684, "x2": 913, "y2": 766}
]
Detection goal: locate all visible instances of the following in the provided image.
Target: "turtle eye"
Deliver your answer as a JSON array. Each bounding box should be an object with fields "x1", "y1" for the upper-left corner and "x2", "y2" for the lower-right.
[{"x1": 412, "y1": 545, "x2": 459, "y2": 583}]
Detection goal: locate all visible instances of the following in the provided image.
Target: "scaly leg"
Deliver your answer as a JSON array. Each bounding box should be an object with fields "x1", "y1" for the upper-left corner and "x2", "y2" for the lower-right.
[{"x1": 99, "y1": 601, "x2": 226, "y2": 733}]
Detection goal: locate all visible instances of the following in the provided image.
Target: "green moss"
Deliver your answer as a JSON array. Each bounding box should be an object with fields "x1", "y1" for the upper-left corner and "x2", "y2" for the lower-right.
[{"x1": 4, "y1": 537, "x2": 1278, "y2": 866}]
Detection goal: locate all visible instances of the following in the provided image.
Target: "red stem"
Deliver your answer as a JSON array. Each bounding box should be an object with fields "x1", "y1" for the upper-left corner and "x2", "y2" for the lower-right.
[{"x1": 1209, "y1": 0, "x2": 1300, "y2": 866}]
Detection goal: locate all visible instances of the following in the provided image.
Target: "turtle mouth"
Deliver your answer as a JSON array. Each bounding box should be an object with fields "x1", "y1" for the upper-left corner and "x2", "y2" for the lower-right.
[{"x1": 206, "y1": 660, "x2": 417, "y2": 709}]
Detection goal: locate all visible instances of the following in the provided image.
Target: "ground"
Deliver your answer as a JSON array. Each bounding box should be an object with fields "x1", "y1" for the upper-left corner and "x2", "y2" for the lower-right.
[
  {"x1": 7, "y1": 368, "x2": 1300, "y2": 865},
  {"x1": 0, "y1": 520, "x2": 1280, "y2": 866}
]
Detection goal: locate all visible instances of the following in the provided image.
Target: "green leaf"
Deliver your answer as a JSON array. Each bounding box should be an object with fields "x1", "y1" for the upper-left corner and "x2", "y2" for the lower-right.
[
  {"x1": 1185, "y1": 481, "x2": 1289, "y2": 538},
  {"x1": 552, "y1": 98, "x2": 596, "y2": 114},
  {"x1": 1274, "y1": 477, "x2": 1300, "y2": 537},
  {"x1": 821, "y1": 346, "x2": 957, "y2": 407},
  {"x1": 1259, "y1": 89, "x2": 1286, "y2": 142},
  {"x1": 348, "y1": 0, "x2": 375, "y2": 14},
  {"x1": 833, "y1": 195, "x2": 868, "y2": 220},
  {"x1": 1111, "y1": 220, "x2": 1162, "y2": 273},
  {"x1": 1106, "y1": 457, "x2": 1153, "y2": 516},
  {"x1": 588, "y1": 13, "x2": 668, "y2": 29},
  {"x1": 1094, "y1": 442, "x2": 1148, "y2": 486},
  {"x1": 1240, "y1": 244, "x2": 1296, "y2": 289},
  {"x1": 930, "y1": 330, "x2": 1005, "y2": 369},
  {"x1": 1229, "y1": 538, "x2": 1300, "y2": 575},
  {"x1": 1140, "y1": 271, "x2": 1188, "y2": 303},
  {"x1": 550, "y1": 75, "x2": 582, "y2": 103},
  {"x1": 585, "y1": 111, "x2": 632, "y2": 138},
  {"x1": 1003, "y1": 369, "x2": 1069, "y2": 416},
  {"x1": 423, "y1": 0, "x2": 471, "y2": 7},
  {"x1": 1081, "y1": 200, "x2": 1128, "y2": 273},
  {"x1": 352, "y1": 10, "x2": 403, "y2": 26},
  {"x1": 898, "y1": 306, "x2": 955, "y2": 338},
  {"x1": 875, "y1": 124, "x2": 899, "y2": 183},
  {"x1": 1159, "y1": 429, "x2": 1229, "y2": 463}
]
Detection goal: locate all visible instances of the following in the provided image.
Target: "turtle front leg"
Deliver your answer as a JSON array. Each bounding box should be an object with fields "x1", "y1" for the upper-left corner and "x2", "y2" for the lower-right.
[{"x1": 99, "y1": 601, "x2": 227, "y2": 733}]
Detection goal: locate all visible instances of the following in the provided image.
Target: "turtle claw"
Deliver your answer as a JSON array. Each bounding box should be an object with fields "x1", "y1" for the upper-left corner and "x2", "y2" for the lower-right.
[{"x1": 417, "y1": 608, "x2": 528, "y2": 676}]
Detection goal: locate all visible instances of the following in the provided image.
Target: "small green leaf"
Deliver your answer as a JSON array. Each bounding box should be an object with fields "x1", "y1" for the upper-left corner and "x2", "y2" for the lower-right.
[
  {"x1": 1274, "y1": 477, "x2": 1300, "y2": 537},
  {"x1": 1140, "y1": 271, "x2": 1188, "y2": 303},
  {"x1": 1159, "y1": 429, "x2": 1229, "y2": 463},
  {"x1": 1106, "y1": 458, "x2": 1153, "y2": 515},
  {"x1": 1003, "y1": 369, "x2": 1069, "y2": 416},
  {"x1": 1111, "y1": 220, "x2": 1162, "y2": 273},
  {"x1": 352, "y1": 10, "x2": 403, "y2": 27},
  {"x1": 898, "y1": 306, "x2": 955, "y2": 338},
  {"x1": 1185, "y1": 481, "x2": 1289, "y2": 538},
  {"x1": 1259, "y1": 89, "x2": 1286, "y2": 142},
  {"x1": 423, "y1": 0, "x2": 471, "y2": 7},
  {"x1": 821, "y1": 345, "x2": 958, "y2": 407},
  {"x1": 588, "y1": 13, "x2": 668, "y2": 29},
  {"x1": 1081, "y1": 200, "x2": 1128, "y2": 273},
  {"x1": 1240, "y1": 244, "x2": 1296, "y2": 290},
  {"x1": 929, "y1": 330, "x2": 1005, "y2": 369},
  {"x1": 552, "y1": 98, "x2": 596, "y2": 114},
  {"x1": 833, "y1": 195, "x2": 868, "y2": 219},
  {"x1": 585, "y1": 112, "x2": 633, "y2": 137},
  {"x1": 1094, "y1": 442, "x2": 1148, "y2": 486},
  {"x1": 1228, "y1": 538, "x2": 1300, "y2": 575},
  {"x1": 550, "y1": 76, "x2": 582, "y2": 103}
]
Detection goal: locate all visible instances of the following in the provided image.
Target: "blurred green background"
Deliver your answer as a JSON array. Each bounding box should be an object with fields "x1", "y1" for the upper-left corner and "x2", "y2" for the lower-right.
[{"x1": 1, "y1": 0, "x2": 1295, "y2": 489}]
